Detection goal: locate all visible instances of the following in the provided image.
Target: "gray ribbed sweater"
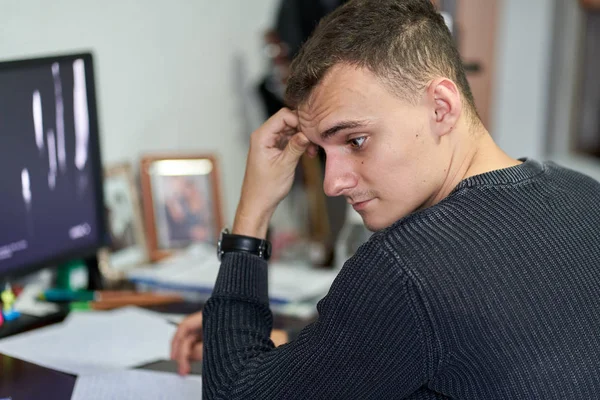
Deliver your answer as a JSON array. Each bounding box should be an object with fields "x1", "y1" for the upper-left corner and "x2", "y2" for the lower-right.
[{"x1": 203, "y1": 159, "x2": 600, "y2": 399}]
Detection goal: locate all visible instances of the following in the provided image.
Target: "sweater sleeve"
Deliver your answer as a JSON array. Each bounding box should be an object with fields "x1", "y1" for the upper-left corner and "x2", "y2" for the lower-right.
[{"x1": 202, "y1": 240, "x2": 433, "y2": 399}]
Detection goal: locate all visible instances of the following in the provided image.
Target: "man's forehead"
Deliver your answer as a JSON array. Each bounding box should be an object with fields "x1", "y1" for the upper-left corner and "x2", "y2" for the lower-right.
[
  {"x1": 297, "y1": 68, "x2": 373, "y2": 134},
  {"x1": 304, "y1": 65, "x2": 366, "y2": 104}
]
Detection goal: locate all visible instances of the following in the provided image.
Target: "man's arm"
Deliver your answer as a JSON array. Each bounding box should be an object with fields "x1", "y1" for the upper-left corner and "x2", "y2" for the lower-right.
[
  {"x1": 202, "y1": 108, "x2": 434, "y2": 398},
  {"x1": 202, "y1": 238, "x2": 433, "y2": 399}
]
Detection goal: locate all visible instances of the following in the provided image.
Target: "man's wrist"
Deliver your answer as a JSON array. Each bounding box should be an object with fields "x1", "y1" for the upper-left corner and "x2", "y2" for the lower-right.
[
  {"x1": 232, "y1": 206, "x2": 273, "y2": 239},
  {"x1": 231, "y1": 221, "x2": 269, "y2": 239},
  {"x1": 218, "y1": 228, "x2": 272, "y2": 261}
]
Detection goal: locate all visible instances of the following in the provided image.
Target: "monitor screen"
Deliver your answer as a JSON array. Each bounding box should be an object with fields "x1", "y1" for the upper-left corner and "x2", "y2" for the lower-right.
[{"x1": 0, "y1": 53, "x2": 107, "y2": 278}]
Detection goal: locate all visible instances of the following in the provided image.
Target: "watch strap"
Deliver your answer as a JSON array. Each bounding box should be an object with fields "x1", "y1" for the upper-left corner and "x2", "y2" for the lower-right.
[{"x1": 218, "y1": 232, "x2": 271, "y2": 261}]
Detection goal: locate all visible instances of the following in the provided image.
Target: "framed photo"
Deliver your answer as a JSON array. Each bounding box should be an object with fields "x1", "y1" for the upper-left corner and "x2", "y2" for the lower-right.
[
  {"x1": 140, "y1": 154, "x2": 224, "y2": 261},
  {"x1": 103, "y1": 163, "x2": 148, "y2": 274},
  {"x1": 580, "y1": 0, "x2": 600, "y2": 9}
]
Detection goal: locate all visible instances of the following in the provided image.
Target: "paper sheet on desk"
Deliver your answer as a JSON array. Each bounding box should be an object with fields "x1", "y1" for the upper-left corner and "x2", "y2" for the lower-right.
[
  {"x1": 71, "y1": 369, "x2": 202, "y2": 400},
  {"x1": 0, "y1": 307, "x2": 176, "y2": 376},
  {"x1": 128, "y1": 253, "x2": 339, "y2": 304}
]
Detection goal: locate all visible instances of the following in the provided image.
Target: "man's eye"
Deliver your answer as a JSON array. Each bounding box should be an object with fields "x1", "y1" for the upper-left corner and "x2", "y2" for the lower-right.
[{"x1": 349, "y1": 137, "x2": 366, "y2": 149}]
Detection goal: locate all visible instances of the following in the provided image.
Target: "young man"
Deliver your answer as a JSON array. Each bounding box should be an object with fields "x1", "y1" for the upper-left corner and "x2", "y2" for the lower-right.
[{"x1": 173, "y1": 0, "x2": 600, "y2": 398}]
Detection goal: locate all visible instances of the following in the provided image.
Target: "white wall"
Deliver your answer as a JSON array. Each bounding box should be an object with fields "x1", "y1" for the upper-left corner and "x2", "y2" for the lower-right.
[
  {"x1": 492, "y1": 0, "x2": 600, "y2": 182},
  {"x1": 0, "y1": 0, "x2": 279, "y2": 224},
  {"x1": 491, "y1": 0, "x2": 556, "y2": 160}
]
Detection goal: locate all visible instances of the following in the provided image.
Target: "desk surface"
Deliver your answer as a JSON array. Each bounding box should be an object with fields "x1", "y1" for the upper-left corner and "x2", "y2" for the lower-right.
[
  {"x1": 0, "y1": 301, "x2": 314, "y2": 398},
  {"x1": 0, "y1": 301, "x2": 312, "y2": 338},
  {"x1": 0, "y1": 352, "x2": 76, "y2": 399},
  {"x1": 0, "y1": 307, "x2": 69, "y2": 339}
]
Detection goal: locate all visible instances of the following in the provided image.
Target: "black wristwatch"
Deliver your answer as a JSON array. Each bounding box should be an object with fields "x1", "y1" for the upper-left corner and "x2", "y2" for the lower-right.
[{"x1": 217, "y1": 228, "x2": 272, "y2": 261}]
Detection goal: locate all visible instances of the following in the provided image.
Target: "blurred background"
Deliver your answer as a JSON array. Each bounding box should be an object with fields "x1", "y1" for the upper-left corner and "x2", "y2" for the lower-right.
[
  {"x1": 0, "y1": 0, "x2": 599, "y2": 301},
  {"x1": 3, "y1": 0, "x2": 598, "y2": 233},
  {"x1": 1, "y1": 1, "x2": 600, "y2": 387},
  {"x1": 1, "y1": 0, "x2": 598, "y2": 233}
]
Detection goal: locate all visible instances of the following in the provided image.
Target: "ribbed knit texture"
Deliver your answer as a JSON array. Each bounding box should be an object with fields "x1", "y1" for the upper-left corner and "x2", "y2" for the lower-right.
[{"x1": 203, "y1": 159, "x2": 600, "y2": 399}]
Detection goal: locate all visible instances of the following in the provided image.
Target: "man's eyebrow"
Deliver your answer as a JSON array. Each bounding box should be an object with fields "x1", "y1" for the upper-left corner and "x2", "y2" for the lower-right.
[{"x1": 320, "y1": 120, "x2": 369, "y2": 141}]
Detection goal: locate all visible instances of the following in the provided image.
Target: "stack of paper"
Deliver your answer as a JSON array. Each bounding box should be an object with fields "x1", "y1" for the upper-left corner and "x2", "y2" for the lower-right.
[
  {"x1": 71, "y1": 369, "x2": 202, "y2": 400},
  {"x1": 0, "y1": 307, "x2": 204, "y2": 399},
  {"x1": 127, "y1": 244, "x2": 339, "y2": 305}
]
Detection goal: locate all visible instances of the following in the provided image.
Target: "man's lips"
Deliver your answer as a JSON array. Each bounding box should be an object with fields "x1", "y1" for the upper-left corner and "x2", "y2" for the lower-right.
[{"x1": 351, "y1": 199, "x2": 372, "y2": 211}]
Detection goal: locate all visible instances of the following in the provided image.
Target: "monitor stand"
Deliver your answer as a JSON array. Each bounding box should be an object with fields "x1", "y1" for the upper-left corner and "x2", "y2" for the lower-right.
[{"x1": 85, "y1": 254, "x2": 104, "y2": 291}]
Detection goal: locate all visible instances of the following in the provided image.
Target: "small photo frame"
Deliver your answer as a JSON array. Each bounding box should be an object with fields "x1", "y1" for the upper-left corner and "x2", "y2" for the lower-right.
[
  {"x1": 140, "y1": 154, "x2": 224, "y2": 261},
  {"x1": 103, "y1": 163, "x2": 148, "y2": 273}
]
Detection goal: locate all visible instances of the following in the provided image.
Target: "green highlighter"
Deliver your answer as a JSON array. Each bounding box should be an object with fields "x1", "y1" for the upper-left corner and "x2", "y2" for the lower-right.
[{"x1": 69, "y1": 301, "x2": 94, "y2": 311}]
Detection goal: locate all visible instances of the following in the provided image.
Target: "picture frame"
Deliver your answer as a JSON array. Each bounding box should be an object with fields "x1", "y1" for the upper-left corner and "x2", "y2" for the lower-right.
[
  {"x1": 580, "y1": 0, "x2": 600, "y2": 10},
  {"x1": 140, "y1": 154, "x2": 224, "y2": 261},
  {"x1": 102, "y1": 163, "x2": 148, "y2": 276}
]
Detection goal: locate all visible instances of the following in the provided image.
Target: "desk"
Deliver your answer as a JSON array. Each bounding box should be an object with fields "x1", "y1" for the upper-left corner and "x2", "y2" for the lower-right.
[
  {"x1": 0, "y1": 353, "x2": 76, "y2": 399},
  {"x1": 148, "y1": 301, "x2": 314, "y2": 332},
  {"x1": 0, "y1": 300, "x2": 315, "y2": 398},
  {"x1": 0, "y1": 307, "x2": 68, "y2": 339}
]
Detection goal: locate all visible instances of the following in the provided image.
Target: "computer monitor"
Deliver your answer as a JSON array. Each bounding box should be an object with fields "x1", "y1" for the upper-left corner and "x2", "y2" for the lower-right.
[{"x1": 0, "y1": 53, "x2": 107, "y2": 280}]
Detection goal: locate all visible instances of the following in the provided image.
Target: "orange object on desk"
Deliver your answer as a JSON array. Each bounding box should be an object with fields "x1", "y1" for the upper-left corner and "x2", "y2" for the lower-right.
[{"x1": 69, "y1": 292, "x2": 184, "y2": 311}]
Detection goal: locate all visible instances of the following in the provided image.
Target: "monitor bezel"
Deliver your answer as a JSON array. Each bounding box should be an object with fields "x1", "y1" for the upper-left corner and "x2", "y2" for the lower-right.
[{"x1": 0, "y1": 52, "x2": 109, "y2": 280}]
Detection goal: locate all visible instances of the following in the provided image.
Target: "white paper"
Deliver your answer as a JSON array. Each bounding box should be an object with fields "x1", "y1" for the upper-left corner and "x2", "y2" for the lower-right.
[
  {"x1": 127, "y1": 245, "x2": 339, "y2": 304},
  {"x1": 71, "y1": 369, "x2": 202, "y2": 400},
  {"x1": 269, "y1": 263, "x2": 338, "y2": 303},
  {"x1": 158, "y1": 313, "x2": 187, "y2": 325},
  {"x1": 0, "y1": 307, "x2": 176, "y2": 376}
]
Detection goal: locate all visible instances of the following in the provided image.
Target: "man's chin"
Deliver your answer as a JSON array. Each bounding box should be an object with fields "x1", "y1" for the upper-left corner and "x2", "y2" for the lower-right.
[{"x1": 362, "y1": 217, "x2": 387, "y2": 232}]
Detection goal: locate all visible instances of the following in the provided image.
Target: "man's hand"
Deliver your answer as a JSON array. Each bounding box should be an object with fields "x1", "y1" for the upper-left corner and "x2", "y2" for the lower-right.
[
  {"x1": 233, "y1": 108, "x2": 316, "y2": 238},
  {"x1": 170, "y1": 311, "x2": 290, "y2": 376},
  {"x1": 170, "y1": 311, "x2": 204, "y2": 376}
]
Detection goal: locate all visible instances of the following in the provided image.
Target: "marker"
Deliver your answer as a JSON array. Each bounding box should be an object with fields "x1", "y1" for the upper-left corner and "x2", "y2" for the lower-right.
[
  {"x1": 69, "y1": 301, "x2": 93, "y2": 311},
  {"x1": 40, "y1": 289, "x2": 95, "y2": 302},
  {"x1": 67, "y1": 293, "x2": 184, "y2": 311},
  {"x1": 40, "y1": 289, "x2": 137, "y2": 302}
]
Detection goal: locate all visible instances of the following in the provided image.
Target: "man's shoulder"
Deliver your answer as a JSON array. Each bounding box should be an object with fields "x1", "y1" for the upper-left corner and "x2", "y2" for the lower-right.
[
  {"x1": 365, "y1": 222, "x2": 430, "y2": 269},
  {"x1": 361, "y1": 159, "x2": 600, "y2": 267},
  {"x1": 544, "y1": 161, "x2": 600, "y2": 190}
]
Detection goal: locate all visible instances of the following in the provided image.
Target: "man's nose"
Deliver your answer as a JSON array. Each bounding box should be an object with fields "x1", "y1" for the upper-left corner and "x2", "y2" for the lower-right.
[{"x1": 322, "y1": 157, "x2": 358, "y2": 197}]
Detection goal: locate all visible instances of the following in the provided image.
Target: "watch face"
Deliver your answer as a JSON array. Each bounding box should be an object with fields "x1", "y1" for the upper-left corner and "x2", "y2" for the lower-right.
[{"x1": 216, "y1": 228, "x2": 229, "y2": 261}]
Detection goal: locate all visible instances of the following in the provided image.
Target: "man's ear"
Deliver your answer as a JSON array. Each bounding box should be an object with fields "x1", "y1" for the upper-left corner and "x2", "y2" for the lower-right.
[{"x1": 427, "y1": 78, "x2": 462, "y2": 137}]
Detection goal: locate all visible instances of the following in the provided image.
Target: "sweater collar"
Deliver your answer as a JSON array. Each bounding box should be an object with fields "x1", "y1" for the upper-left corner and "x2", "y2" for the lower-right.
[{"x1": 451, "y1": 158, "x2": 545, "y2": 193}]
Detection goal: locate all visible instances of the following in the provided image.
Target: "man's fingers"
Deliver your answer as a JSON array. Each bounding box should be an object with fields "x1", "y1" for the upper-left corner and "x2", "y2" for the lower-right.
[
  {"x1": 177, "y1": 342, "x2": 203, "y2": 375},
  {"x1": 306, "y1": 143, "x2": 319, "y2": 158},
  {"x1": 284, "y1": 132, "x2": 311, "y2": 160},
  {"x1": 265, "y1": 108, "x2": 299, "y2": 133},
  {"x1": 171, "y1": 331, "x2": 185, "y2": 360},
  {"x1": 256, "y1": 108, "x2": 301, "y2": 148},
  {"x1": 176, "y1": 335, "x2": 197, "y2": 376},
  {"x1": 170, "y1": 312, "x2": 203, "y2": 359},
  {"x1": 184, "y1": 311, "x2": 204, "y2": 328},
  {"x1": 190, "y1": 342, "x2": 203, "y2": 361}
]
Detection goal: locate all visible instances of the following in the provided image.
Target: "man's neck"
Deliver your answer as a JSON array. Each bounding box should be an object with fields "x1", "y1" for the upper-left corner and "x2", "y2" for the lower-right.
[
  {"x1": 426, "y1": 124, "x2": 521, "y2": 208},
  {"x1": 462, "y1": 128, "x2": 522, "y2": 181}
]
